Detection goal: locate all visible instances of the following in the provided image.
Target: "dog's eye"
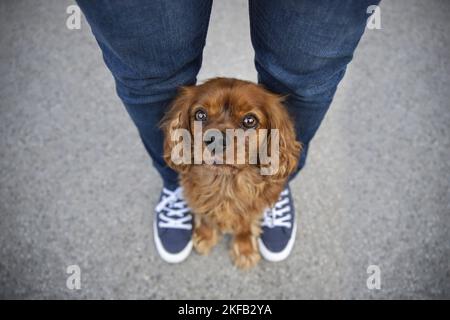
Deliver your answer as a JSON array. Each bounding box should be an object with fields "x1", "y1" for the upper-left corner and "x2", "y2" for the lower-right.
[
  {"x1": 242, "y1": 114, "x2": 258, "y2": 129},
  {"x1": 195, "y1": 109, "x2": 207, "y2": 121}
]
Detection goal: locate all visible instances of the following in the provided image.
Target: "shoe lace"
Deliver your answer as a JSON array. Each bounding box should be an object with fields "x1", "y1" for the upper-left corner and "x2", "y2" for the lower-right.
[
  {"x1": 156, "y1": 187, "x2": 192, "y2": 230},
  {"x1": 262, "y1": 189, "x2": 292, "y2": 228}
]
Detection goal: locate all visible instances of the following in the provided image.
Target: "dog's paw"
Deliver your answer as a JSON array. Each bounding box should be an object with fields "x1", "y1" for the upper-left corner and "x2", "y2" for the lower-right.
[
  {"x1": 193, "y1": 227, "x2": 219, "y2": 255},
  {"x1": 230, "y1": 240, "x2": 261, "y2": 269}
]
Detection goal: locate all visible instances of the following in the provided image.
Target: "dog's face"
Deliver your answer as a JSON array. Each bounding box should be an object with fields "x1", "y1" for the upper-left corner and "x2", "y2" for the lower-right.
[{"x1": 162, "y1": 78, "x2": 301, "y2": 179}]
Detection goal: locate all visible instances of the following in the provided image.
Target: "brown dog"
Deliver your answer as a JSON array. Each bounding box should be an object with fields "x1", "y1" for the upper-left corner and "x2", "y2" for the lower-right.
[{"x1": 161, "y1": 78, "x2": 301, "y2": 269}]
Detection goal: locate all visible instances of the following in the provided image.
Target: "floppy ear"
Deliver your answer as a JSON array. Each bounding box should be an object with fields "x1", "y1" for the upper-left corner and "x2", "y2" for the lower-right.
[
  {"x1": 265, "y1": 94, "x2": 302, "y2": 181},
  {"x1": 160, "y1": 86, "x2": 195, "y2": 173}
]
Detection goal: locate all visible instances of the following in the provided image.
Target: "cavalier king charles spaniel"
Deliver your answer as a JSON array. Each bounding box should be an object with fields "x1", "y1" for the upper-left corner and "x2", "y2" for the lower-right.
[{"x1": 162, "y1": 78, "x2": 301, "y2": 269}]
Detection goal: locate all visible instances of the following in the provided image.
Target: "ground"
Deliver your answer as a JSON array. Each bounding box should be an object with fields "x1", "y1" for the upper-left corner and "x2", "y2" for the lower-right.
[{"x1": 0, "y1": 0, "x2": 449, "y2": 299}]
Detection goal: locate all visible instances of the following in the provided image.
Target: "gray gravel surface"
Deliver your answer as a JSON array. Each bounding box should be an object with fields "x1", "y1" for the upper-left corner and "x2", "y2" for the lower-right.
[{"x1": 0, "y1": 0, "x2": 449, "y2": 299}]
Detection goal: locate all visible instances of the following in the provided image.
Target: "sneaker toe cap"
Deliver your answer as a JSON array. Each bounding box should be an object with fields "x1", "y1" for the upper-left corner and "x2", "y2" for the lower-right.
[
  {"x1": 158, "y1": 229, "x2": 192, "y2": 254},
  {"x1": 260, "y1": 232, "x2": 290, "y2": 253}
]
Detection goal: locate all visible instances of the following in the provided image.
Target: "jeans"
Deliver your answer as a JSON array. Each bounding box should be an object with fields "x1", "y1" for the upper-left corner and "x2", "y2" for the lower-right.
[{"x1": 76, "y1": 0, "x2": 379, "y2": 189}]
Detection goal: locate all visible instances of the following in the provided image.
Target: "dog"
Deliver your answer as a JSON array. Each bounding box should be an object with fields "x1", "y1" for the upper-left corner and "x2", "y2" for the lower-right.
[{"x1": 162, "y1": 78, "x2": 301, "y2": 269}]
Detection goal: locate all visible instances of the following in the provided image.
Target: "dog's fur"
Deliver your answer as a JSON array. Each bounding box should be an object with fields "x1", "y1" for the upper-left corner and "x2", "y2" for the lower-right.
[{"x1": 161, "y1": 78, "x2": 301, "y2": 269}]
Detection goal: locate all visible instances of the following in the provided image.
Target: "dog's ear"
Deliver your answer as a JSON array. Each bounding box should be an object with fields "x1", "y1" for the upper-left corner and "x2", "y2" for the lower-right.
[
  {"x1": 160, "y1": 86, "x2": 196, "y2": 173},
  {"x1": 265, "y1": 93, "x2": 302, "y2": 181}
]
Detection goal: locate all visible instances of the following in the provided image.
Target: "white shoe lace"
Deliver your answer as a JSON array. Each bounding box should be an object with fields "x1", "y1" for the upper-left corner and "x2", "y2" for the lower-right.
[
  {"x1": 261, "y1": 189, "x2": 292, "y2": 228},
  {"x1": 156, "y1": 187, "x2": 192, "y2": 230}
]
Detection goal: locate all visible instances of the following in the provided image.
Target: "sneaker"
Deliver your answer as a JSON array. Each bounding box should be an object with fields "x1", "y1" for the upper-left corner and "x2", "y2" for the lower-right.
[
  {"x1": 153, "y1": 186, "x2": 193, "y2": 263},
  {"x1": 258, "y1": 186, "x2": 297, "y2": 262}
]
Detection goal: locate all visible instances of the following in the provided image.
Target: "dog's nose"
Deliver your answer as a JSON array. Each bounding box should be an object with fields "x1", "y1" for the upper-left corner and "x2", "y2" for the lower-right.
[
  {"x1": 205, "y1": 135, "x2": 215, "y2": 146},
  {"x1": 205, "y1": 132, "x2": 228, "y2": 149}
]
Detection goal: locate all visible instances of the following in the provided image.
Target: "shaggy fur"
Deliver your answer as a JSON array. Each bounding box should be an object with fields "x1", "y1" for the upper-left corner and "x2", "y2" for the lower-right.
[{"x1": 162, "y1": 78, "x2": 301, "y2": 269}]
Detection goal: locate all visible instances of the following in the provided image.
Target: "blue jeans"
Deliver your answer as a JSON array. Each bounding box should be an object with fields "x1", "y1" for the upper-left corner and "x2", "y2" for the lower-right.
[{"x1": 77, "y1": 0, "x2": 379, "y2": 189}]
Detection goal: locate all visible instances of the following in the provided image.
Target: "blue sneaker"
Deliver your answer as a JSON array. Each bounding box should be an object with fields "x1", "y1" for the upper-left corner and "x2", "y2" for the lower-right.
[
  {"x1": 153, "y1": 187, "x2": 193, "y2": 263},
  {"x1": 258, "y1": 186, "x2": 297, "y2": 262}
]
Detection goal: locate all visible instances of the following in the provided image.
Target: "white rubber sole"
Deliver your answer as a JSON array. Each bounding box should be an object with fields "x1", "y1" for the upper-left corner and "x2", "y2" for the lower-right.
[
  {"x1": 258, "y1": 221, "x2": 297, "y2": 262},
  {"x1": 153, "y1": 218, "x2": 192, "y2": 264}
]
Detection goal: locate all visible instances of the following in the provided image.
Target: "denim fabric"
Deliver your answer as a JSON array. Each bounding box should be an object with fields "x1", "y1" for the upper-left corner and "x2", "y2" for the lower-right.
[{"x1": 77, "y1": 0, "x2": 380, "y2": 187}]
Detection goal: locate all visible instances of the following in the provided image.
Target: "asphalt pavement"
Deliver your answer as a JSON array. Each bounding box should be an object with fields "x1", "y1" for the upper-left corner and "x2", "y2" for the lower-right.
[{"x1": 0, "y1": 0, "x2": 449, "y2": 299}]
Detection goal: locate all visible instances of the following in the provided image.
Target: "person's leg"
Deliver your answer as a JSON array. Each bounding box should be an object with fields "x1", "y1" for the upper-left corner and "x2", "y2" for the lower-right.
[
  {"x1": 76, "y1": 0, "x2": 213, "y2": 263},
  {"x1": 250, "y1": 0, "x2": 380, "y2": 176},
  {"x1": 76, "y1": 0, "x2": 213, "y2": 189},
  {"x1": 250, "y1": 0, "x2": 380, "y2": 261}
]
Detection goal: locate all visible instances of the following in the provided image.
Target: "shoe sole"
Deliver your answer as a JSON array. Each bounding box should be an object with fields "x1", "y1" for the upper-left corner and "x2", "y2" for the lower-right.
[
  {"x1": 258, "y1": 221, "x2": 297, "y2": 262},
  {"x1": 153, "y1": 218, "x2": 192, "y2": 264}
]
